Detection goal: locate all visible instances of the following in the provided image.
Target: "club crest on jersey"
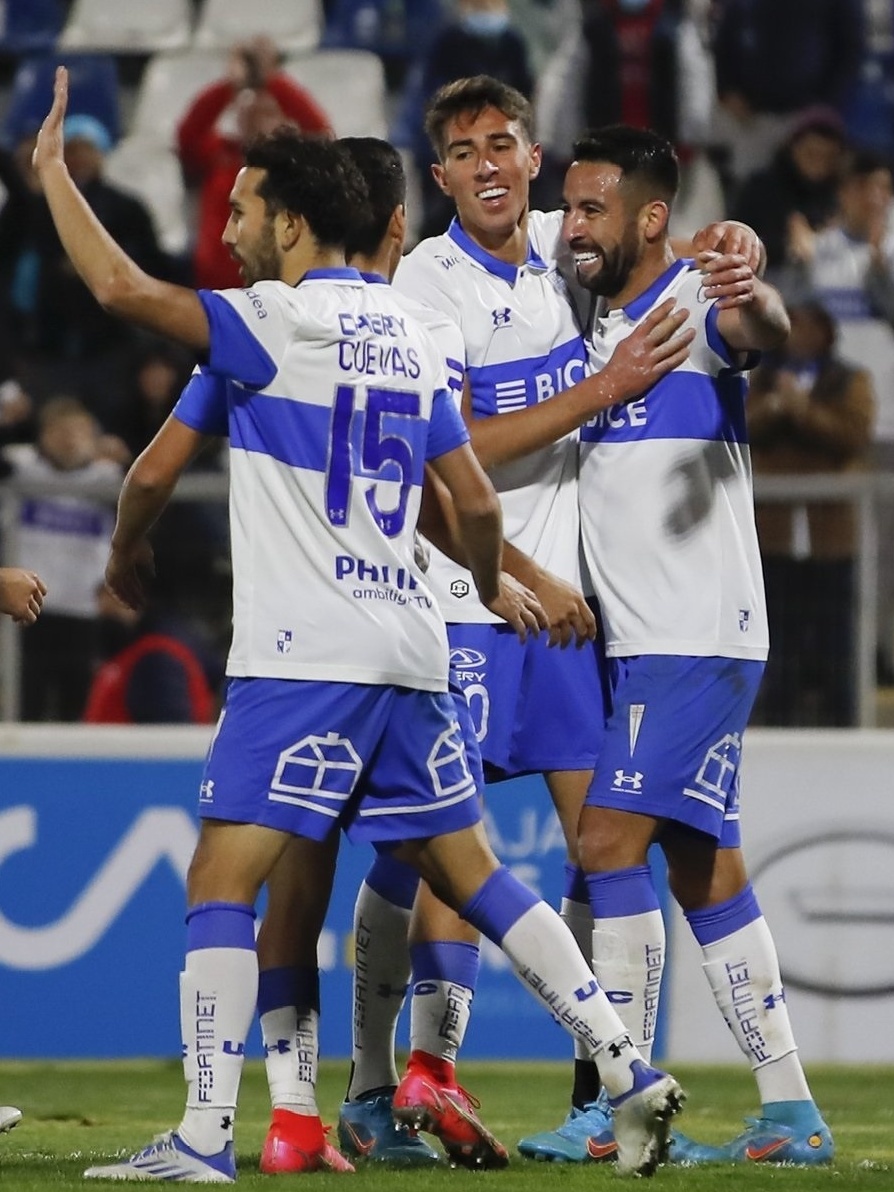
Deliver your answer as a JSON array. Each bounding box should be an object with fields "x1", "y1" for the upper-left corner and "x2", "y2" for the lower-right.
[
  {"x1": 449, "y1": 578, "x2": 470, "y2": 598},
  {"x1": 739, "y1": 608, "x2": 750, "y2": 632},
  {"x1": 491, "y1": 307, "x2": 512, "y2": 328},
  {"x1": 277, "y1": 630, "x2": 293, "y2": 654}
]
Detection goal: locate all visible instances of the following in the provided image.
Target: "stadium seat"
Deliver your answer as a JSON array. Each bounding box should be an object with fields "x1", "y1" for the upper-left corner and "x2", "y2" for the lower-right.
[
  {"x1": 283, "y1": 50, "x2": 388, "y2": 139},
  {"x1": 0, "y1": 0, "x2": 64, "y2": 53},
  {"x1": 58, "y1": 0, "x2": 193, "y2": 54},
  {"x1": 192, "y1": 0, "x2": 323, "y2": 54},
  {"x1": 129, "y1": 52, "x2": 227, "y2": 148},
  {"x1": 1, "y1": 53, "x2": 121, "y2": 148},
  {"x1": 103, "y1": 137, "x2": 191, "y2": 257}
]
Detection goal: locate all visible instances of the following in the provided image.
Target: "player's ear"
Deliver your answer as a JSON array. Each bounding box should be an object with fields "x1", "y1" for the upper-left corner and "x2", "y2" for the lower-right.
[
  {"x1": 641, "y1": 200, "x2": 669, "y2": 243},
  {"x1": 278, "y1": 208, "x2": 303, "y2": 251},
  {"x1": 528, "y1": 140, "x2": 542, "y2": 182},
  {"x1": 431, "y1": 161, "x2": 451, "y2": 197},
  {"x1": 389, "y1": 203, "x2": 407, "y2": 249}
]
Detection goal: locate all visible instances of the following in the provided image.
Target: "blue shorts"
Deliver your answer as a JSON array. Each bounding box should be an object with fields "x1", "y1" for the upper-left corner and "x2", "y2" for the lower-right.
[
  {"x1": 447, "y1": 623, "x2": 607, "y2": 779},
  {"x1": 584, "y1": 656, "x2": 765, "y2": 846},
  {"x1": 200, "y1": 677, "x2": 482, "y2": 845}
]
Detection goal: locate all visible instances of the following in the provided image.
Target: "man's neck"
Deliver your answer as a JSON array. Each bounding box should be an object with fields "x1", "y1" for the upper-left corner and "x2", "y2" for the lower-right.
[
  {"x1": 281, "y1": 246, "x2": 347, "y2": 286},
  {"x1": 350, "y1": 246, "x2": 395, "y2": 283},
  {"x1": 461, "y1": 209, "x2": 531, "y2": 267}
]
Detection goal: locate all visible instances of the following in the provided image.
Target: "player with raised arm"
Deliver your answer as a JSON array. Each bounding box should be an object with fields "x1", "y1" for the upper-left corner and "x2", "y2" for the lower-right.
[
  {"x1": 385, "y1": 75, "x2": 760, "y2": 1166},
  {"x1": 563, "y1": 124, "x2": 833, "y2": 1168},
  {"x1": 33, "y1": 69, "x2": 686, "y2": 1182}
]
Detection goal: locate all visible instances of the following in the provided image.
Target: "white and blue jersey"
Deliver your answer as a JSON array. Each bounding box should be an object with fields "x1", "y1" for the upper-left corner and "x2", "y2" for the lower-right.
[
  {"x1": 395, "y1": 210, "x2": 588, "y2": 623},
  {"x1": 579, "y1": 259, "x2": 768, "y2": 660},
  {"x1": 580, "y1": 260, "x2": 768, "y2": 838},
  {"x1": 194, "y1": 267, "x2": 469, "y2": 692}
]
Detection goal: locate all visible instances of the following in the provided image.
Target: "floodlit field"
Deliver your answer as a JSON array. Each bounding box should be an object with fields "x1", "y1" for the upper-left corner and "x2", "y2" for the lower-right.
[{"x1": 1, "y1": 1061, "x2": 892, "y2": 1189}]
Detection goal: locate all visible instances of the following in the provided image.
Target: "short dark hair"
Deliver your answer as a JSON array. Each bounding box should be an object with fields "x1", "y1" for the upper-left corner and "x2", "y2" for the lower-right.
[
  {"x1": 846, "y1": 148, "x2": 893, "y2": 181},
  {"x1": 572, "y1": 125, "x2": 679, "y2": 206},
  {"x1": 243, "y1": 128, "x2": 368, "y2": 249},
  {"x1": 425, "y1": 75, "x2": 534, "y2": 161},
  {"x1": 339, "y1": 137, "x2": 406, "y2": 258}
]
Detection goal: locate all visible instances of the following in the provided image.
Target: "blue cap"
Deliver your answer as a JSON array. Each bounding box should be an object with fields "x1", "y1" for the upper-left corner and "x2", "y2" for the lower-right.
[{"x1": 63, "y1": 114, "x2": 112, "y2": 154}]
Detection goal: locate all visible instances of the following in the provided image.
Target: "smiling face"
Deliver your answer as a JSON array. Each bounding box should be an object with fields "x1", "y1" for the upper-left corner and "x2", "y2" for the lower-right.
[
  {"x1": 561, "y1": 160, "x2": 647, "y2": 299},
  {"x1": 222, "y1": 166, "x2": 282, "y2": 285},
  {"x1": 431, "y1": 105, "x2": 540, "y2": 255}
]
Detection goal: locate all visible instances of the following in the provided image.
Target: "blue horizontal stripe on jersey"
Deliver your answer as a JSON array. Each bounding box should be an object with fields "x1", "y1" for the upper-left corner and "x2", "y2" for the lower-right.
[
  {"x1": 229, "y1": 389, "x2": 431, "y2": 484},
  {"x1": 174, "y1": 368, "x2": 229, "y2": 437},
  {"x1": 427, "y1": 387, "x2": 470, "y2": 459},
  {"x1": 21, "y1": 499, "x2": 108, "y2": 536},
  {"x1": 816, "y1": 287, "x2": 874, "y2": 321},
  {"x1": 579, "y1": 369, "x2": 748, "y2": 445},
  {"x1": 467, "y1": 335, "x2": 589, "y2": 418}
]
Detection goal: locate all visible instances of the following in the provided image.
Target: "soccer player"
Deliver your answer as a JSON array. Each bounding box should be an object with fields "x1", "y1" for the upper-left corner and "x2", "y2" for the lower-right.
[
  {"x1": 33, "y1": 69, "x2": 685, "y2": 1181},
  {"x1": 564, "y1": 125, "x2": 833, "y2": 1167},
  {"x1": 0, "y1": 570, "x2": 44, "y2": 1141},
  {"x1": 381, "y1": 75, "x2": 759, "y2": 1165},
  {"x1": 0, "y1": 568, "x2": 46, "y2": 624}
]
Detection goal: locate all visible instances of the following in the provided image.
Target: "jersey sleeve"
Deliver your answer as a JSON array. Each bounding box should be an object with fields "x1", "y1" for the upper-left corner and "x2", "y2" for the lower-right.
[
  {"x1": 197, "y1": 283, "x2": 294, "y2": 388},
  {"x1": 426, "y1": 387, "x2": 470, "y2": 460},
  {"x1": 173, "y1": 367, "x2": 230, "y2": 437}
]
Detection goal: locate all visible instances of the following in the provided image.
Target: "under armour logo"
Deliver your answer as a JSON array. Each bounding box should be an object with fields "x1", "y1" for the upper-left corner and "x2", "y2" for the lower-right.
[
  {"x1": 613, "y1": 770, "x2": 644, "y2": 791},
  {"x1": 606, "y1": 1034, "x2": 634, "y2": 1059},
  {"x1": 492, "y1": 307, "x2": 512, "y2": 327}
]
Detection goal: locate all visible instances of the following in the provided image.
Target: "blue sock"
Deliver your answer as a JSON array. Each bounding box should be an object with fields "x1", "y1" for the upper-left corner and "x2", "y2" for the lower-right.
[
  {"x1": 365, "y1": 852, "x2": 419, "y2": 911},
  {"x1": 685, "y1": 884, "x2": 761, "y2": 945},
  {"x1": 459, "y1": 867, "x2": 540, "y2": 944},
  {"x1": 585, "y1": 865, "x2": 659, "y2": 918}
]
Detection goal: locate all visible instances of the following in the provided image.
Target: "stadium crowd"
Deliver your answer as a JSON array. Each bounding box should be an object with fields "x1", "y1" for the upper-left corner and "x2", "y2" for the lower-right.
[{"x1": 0, "y1": 1, "x2": 890, "y2": 726}]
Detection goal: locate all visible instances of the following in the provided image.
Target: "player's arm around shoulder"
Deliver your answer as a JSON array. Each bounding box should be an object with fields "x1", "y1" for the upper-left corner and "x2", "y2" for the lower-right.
[
  {"x1": 711, "y1": 262, "x2": 790, "y2": 354},
  {"x1": 32, "y1": 67, "x2": 209, "y2": 351}
]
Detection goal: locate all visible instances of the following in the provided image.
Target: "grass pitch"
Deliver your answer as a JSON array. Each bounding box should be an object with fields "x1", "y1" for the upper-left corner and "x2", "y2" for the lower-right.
[{"x1": 1, "y1": 1060, "x2": 892, "y2": 1189}]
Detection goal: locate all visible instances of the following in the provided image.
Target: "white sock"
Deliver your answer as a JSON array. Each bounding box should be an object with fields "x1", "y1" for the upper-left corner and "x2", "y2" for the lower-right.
[
  {"x1": 501, "y1": 901, "x2": 644, "y2": 1098},
  {"x1": 700, "y1": 915, "x2": 810, "y2": 1103},
  {"x1": 260, "y1": 1004, "x2": 320, "y2": 1115},
  {"x1": 348, "y1": 881, "x2": 411, "y2": 1099},
  {"x1": 592, "y1": 909, "x2": 665, "y2": 1064},
  {"x1": 178, "y1": 946, "x2": 257, "y2": 1155},
  {"x1": 561, "y1": 896, "x2": 596, "y2": 1063}
]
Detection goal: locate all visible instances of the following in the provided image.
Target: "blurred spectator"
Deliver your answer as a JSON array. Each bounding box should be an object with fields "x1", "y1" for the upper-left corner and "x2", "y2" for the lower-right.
[
  {"x1": 843, "y1": 0, "x2": 894, "y2": 158},
  {"x1": 323, "y1": 0, "x2": 447, "y2": 83},
  {"x1": 177, "y1": 35, "x2": 332, "y2": 290},
  {"x1": 748, "y1": 302, "x2": 875, "y2": 726},
  {"x1": 711, "y1": 0, "x2": 864, "y2": 189},
  {"x1": 535, "y1": 2, "x2": 699, "y2": 212},
  {"x1": 396, "y1": 0, "x2": 535, "y2": 238},
  {"x1": 1, "y1": 397, "x2": 122, "y2": 721},
  {"x1": 103, "y1": 340, "x2": 196, "y2": 461},
  {"x1": 781, "y1": 149, "x2": 894, "y2": 448},
  {"x1": 0, "y1": 115, "x2": 173, "y2": 407},
  {"x1": 731, "y1": 106, "x2": 849, "y2": 276},
  {"x1": 84, "y1": 588, "x2": 218, "y2": 725}
]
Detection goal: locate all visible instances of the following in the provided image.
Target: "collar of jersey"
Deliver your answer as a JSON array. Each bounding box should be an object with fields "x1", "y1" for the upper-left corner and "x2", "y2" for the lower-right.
[
  {"x1": 359, "y1": 271, "x2": 389, "y2": 284},
  {"x1": 299, "y1": 266, "x2": 365, "y2": 284},
  {"x1": 621, "y1": 258, "x2": 691, "y2": 320},
  {"x1": 447, "y1": 217, "x2": 548, "y2": 283}
]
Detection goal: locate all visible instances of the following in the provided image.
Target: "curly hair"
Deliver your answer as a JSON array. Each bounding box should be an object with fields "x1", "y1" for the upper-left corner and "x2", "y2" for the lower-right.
[{"x1": 243, "y1": 128, "x2": 368, "y2": 248}]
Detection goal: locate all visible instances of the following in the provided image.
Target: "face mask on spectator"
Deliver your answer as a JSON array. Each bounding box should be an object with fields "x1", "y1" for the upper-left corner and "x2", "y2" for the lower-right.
[{"x1": 460, "y1": 11, "x2": 511, "y2": 35}]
